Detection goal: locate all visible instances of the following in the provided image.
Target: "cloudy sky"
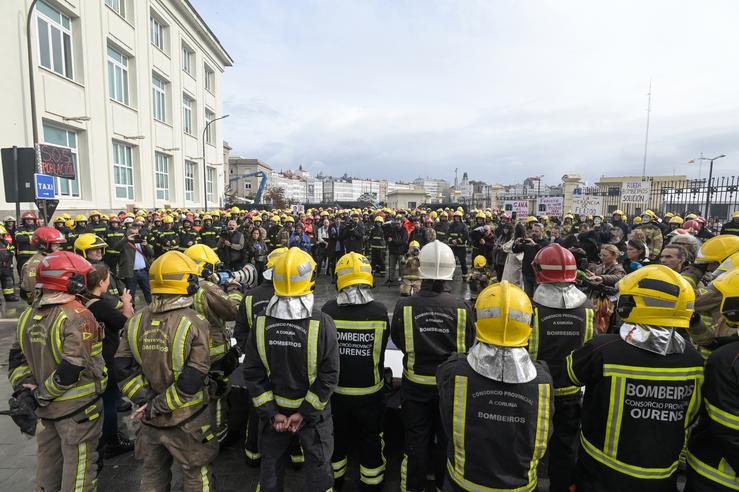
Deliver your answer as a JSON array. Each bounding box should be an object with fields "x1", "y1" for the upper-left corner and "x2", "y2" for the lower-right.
[{"x1": 192, "y1": 0, "x2": 739, "y2": 186}]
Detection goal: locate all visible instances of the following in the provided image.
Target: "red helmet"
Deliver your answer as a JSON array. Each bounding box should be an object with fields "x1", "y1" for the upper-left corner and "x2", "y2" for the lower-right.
[
  {"x1": 21, "y1": 211, "x2": 38, "y2": 221},
  {"x1": 31, "y1": 226, "x2": 66, "y2": 250},
  {"x1": 36, "y1": 251, "x2": 92, "y2": 293},
  {"x1": 683, "y1": 220, "x2": 701, "y2": 231},
  {"x1": 532, "y1": 243, "x2": 578, "y2": 284}
]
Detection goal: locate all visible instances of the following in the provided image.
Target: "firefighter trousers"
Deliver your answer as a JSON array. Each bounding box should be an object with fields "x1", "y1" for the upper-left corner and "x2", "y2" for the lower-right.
[
  {"x1": 257, "y1": 411, "x2": 333, "y2": 492},
  {"x1": 370, "y1": 249, "x2": 385, "y2": 274},
  {"x1": 331, "y1": 392, "x2": 386, "y2": 489},
  {"x1": 135, "y1": 409, "x2": 219, "y2": 492},
  {"x1": 452, "y1": 247, "x2": 467, "y2": 275},
  {"x1": 210, "y1": 395, "x2": 229, "y2": 443},
  {"x1": 400, "y1": 383, "x2": 447, "y2": 492},
  {"x1": 0, "y1": 266, "x2": 15, "y2": 298},
  {"x1": 36, "y1": 401, "x2": 103, "y2": 492},
  {"x1": 547, "y1": 395, "x2": 582, "y2": 492}
]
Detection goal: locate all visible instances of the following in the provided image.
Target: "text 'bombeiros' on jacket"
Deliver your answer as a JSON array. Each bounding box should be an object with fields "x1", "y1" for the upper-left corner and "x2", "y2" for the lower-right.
[{"x1": 243, "y1": 311, "x2": 339, "y2": 421}]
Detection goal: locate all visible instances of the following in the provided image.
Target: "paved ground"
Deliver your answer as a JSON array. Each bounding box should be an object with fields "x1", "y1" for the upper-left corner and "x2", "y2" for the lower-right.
[{"x1": 0, "y1": 271, "x2": 687, "y2": 490}]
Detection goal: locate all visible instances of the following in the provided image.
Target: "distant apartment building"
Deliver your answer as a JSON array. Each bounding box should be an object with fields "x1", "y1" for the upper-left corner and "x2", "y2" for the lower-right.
[
  {"x1": 1, "y1": 0, "x2": 233, "y2": 212},
  {"x1": 414, "y1": 177, "x2": 450, "y2": 203}
]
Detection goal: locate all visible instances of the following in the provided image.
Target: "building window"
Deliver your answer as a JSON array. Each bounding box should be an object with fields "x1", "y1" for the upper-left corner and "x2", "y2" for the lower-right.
[
  {"x1": 107, "y1": 46, "x2": 129, "y2": 105},
  {"x1": 182, "y1": 44, "x2": 194, "y2": 76},
  {"x1": 204, "y1": 109, "x2": 215, "y2": 145},
  {"x1": 207, "y1": 166, "x2": 215, "y2": 202},
  {"x1": 37, "y1": 1, "x2": 73, "y2": 79},
  {"x1": 150, "y1": 14, "x2": 164, "y2": 51},
  {"x1": 204, "y1": 64, "x2": 214, "y2": 93},
  {"x1": 105, "y1": 0, "x2": 125, "y2": 17},
  {"x1": 112, "y1": 141, "x2": 134, "y2": 200},
  {"x1": 152, "y1": 74, "x2": 166, "y2": 122},
  {"x1": 155, "y1": 152, "x2": 169, "y2": 200},
  {"x1": 185, "y1": 160, "x2": 196, "y2": 202},
  {"x1": 42, "y1": 124, "x2": 79, "y2": 197},
  {"x1": 182, "y1": 94, "x2": 194, "y2": 134}
]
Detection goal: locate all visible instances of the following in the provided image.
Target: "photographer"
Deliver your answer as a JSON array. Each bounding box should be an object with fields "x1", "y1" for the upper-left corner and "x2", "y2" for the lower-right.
[
  {"x1": 114, "y1": 225, "x2": 154, "y2": 304},
  {"x1": 341, "y1": 213, "x2": 365, "y2": 254},
  {"x1": 512, "y1": 221, "x2": 549, "y2": 297},
  {"x1": 217, "y1": 219, "x2": 246, "y2": 270}
]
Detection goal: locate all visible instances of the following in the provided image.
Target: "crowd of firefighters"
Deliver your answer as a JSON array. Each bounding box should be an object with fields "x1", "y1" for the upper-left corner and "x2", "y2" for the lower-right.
[{"x1": 3, "y1": 204, "x2": 739, "y2": 491}]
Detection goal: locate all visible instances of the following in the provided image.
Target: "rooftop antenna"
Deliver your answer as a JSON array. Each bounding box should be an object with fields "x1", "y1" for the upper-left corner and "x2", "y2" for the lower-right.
[{"x1": 641, "y1": 80, "x2": 652, "y2": 179}]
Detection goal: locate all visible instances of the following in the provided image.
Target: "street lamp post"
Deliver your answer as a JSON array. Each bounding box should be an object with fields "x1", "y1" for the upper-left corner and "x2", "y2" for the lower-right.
[
  {"x1": 201, "y1": 114, "x2": 229, "y2": 212},
  {"x1": 27, "y1": 0, "x2": 40, "y2": 146},
  {"x1": 700, "y1": 154, "x2": 726, "y2": 218}
]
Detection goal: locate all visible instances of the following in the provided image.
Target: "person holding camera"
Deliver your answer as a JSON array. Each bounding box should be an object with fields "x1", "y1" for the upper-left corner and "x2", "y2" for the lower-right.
[
  {"x1": 114, "y1": 225, "x2": 154, "y2": 304},
  {"x1": 218, "y1": 220, "x2": 246, "y2": 270},
  {"x1": 512, "y1": 222, "x2": 550, "y2": 297},
  {"x1": 341, "y1": 213, "x2": 366, "y2": 254}
]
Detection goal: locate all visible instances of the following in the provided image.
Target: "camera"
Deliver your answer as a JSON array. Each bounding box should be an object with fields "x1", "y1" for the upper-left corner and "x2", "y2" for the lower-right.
[
  {"x1": 131, "y1": 234, "x2": 143, "y2": 243},
  {"x1": 212, "y1": 263, "x2": 258, "y2": 289}
]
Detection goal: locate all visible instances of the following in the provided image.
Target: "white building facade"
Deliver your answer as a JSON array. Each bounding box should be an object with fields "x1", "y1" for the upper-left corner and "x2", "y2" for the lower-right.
[{"x1": 0, "y1": 0, "x2": 233, "y2": 213}]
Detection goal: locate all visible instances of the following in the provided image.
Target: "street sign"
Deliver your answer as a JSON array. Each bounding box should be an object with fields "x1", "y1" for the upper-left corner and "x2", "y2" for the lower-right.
[
  {"x1": 34, "y1": 199, "x2": 59, "y2": 223},
  {"x1": 621, "y1": 180, "x2": 651, "y2": 204},
  {"x1": 34, "y1": 173, "x2": 55, "y2": 199}
]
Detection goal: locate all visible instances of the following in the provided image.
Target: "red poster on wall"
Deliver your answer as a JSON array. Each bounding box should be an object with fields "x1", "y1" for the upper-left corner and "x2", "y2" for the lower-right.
[{"x1": 37, "y1": 144, "x2": 75, "y2": 179}]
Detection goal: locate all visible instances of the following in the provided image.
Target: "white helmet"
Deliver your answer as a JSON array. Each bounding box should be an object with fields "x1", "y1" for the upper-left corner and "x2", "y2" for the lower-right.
[{"x1": 418, "y1": 240, "x2": 456, "y2": 280}]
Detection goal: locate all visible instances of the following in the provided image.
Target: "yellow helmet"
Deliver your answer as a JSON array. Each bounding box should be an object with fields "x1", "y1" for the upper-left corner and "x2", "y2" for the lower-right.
[
  {"x1": 272, "y1": 247, "x2": 316, "y2": 297},
  {"x1": 643, "y1": 209, "x2": 656, "y2": 218},
  {"x1": 230, "y1": 207, "x2": 240, "y2": 214},
  {"x1": 335, "y1": 252, "x2": 373, "y2": 290},
  {"x1": 184, "y1": 244, "x2": 221, "y2": 275},
  {"x1": 716, "y1": 251, "x2": 739, "y2": 275},
  {"x1": 526, "y1": 216, "x2": 537, "y2": 223},
  {"x1": 74, "y1": 214, "x2": 87, "y2": 223},
  {"x1": 73, "y1": 234, "x2": 108, "y2": 258},
  {"x1": 149, "y1": 251, "x2": 200, "y2": 295},
  {"x1": 695, "y1": 235, "x2": 739, "y2": 264},
  {"x1": 732, "y1": 210, "x2": 739, "y2": 219},
  {"x1": 284, "y1": 216, "x2": 295, "y2": 224},
  {"x1": 89, "y1": 210, "x2": 101, "y2": 218},
  {"x1": 65, "y1": 219, "x2": 74, "y2": 228},
  {"x1": 664, "y1": 212, "x2": 674, "y2": 219},
  {"x1": 669, "y1": 216, "x2": 684, "y2": 225},
  {"x1": 409, "y1": 240, "x2": 420, "y2": 250},
  {"x1": 429, "y1": 211, "x2": 438, "y2": 219},
  {"x1": 266, "y1": 247, "x2": 289, "y2": 270},
  {"x1": 271, "y1": 215, "x2": 281, "y2": 224},
  {"x1": 162, "y1": 215, "x2": 174, "y2": 224},
  {"x1": 53, "y1": 216, "x2": 66, "y2": 224},
  {"x1": 476, "y1": 212, "x2": 486, "y2": 220},
  {"x1": 616, "y1": 265, "x2": 695, "y2": 328},
  {"x1": 633, "y1": 216, "x2": 643, "y2": 225},
  {"x1": 454, "y1": 210, "x2": 464, "y2": 218},
  {"x1": 0, "y1": 225, "x2": 7, "y2": 235},
  {"x1": 713, "y1": 269, "x2": 739, "y2": 326},
  {"x1": 100, "y1": 213, "x2": 109, "y2": 221},
  {"x1": 374, "y1": 216, "x2": 384, "y2": 224},
  {"x1": 564, "y1": 213, "x2": 574, "y2": 220},
  {"x1": 685, "y1": 213, "x2": 698, "y2": 220},
  {"x1": 474, "y1": 281, "x2": 533, "y2": 347},
  {"x1": 62, "y1": 213, "x2": 72, "y2": 220},
  {"x1": 474, "y1": 255, "x2": 487, "y2": 269},
  {"x1": 613, "y1": 210, "x2": 625, "y2": 217}
]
